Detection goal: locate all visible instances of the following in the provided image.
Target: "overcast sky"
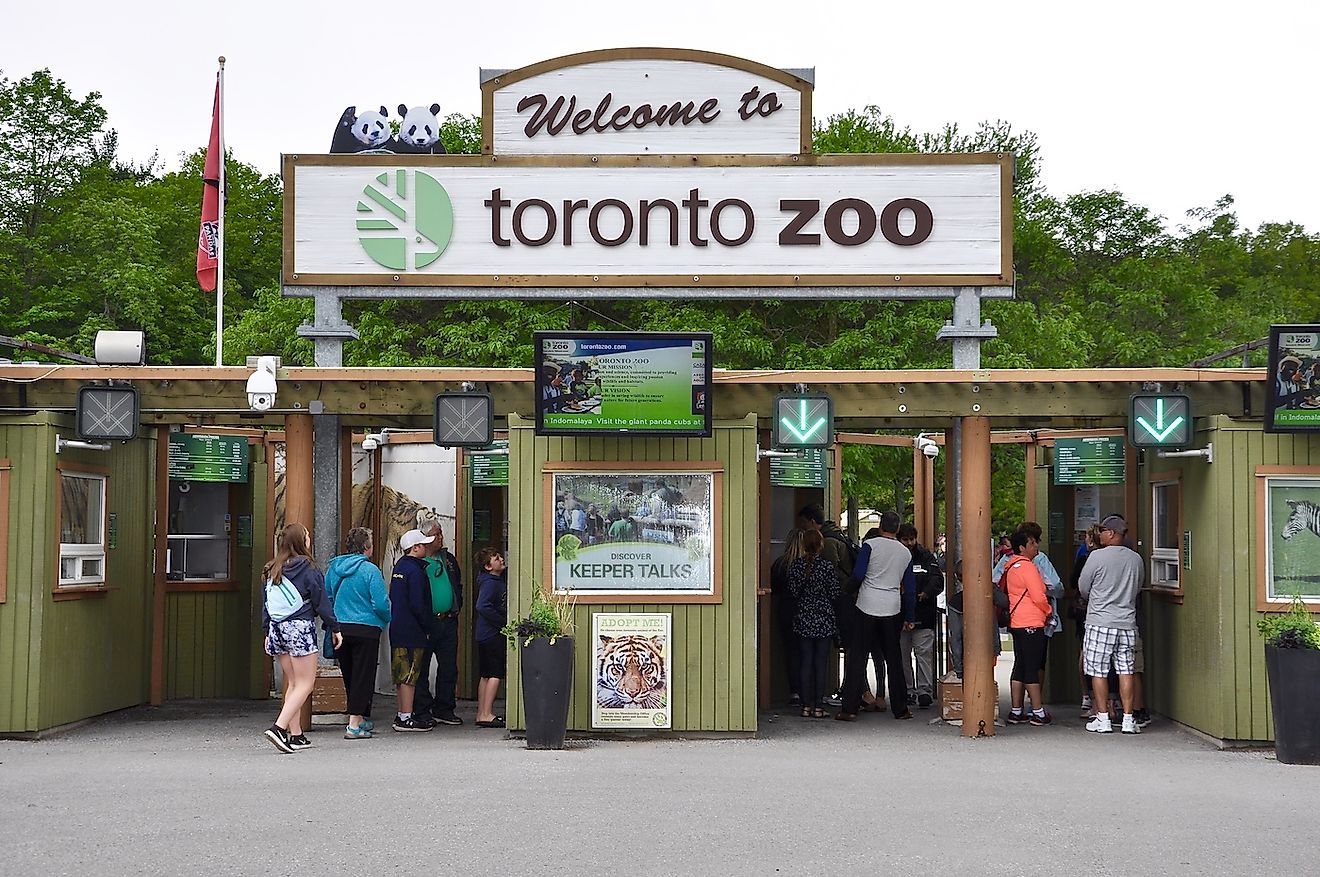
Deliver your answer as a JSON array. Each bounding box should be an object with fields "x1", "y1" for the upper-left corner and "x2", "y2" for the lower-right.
[{"x1": 4, "y1": 0, "x2": 1316, "y2": 233}]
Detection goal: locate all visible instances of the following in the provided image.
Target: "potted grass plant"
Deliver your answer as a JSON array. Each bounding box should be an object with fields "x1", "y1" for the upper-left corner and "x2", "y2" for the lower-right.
[
  {"x1": 503, "y1": 587, "x2": 576, "y2": 750},
  {"x1": 1257, "y1": 594, "x2": 1320, "y2": 765}
]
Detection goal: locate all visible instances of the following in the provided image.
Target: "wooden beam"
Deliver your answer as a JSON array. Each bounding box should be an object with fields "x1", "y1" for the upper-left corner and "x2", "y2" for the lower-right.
[
  {"x1": 150, "y1": 426, "x2": 169, "y2": 706},
  {"x1": 960, "y1": 415, "x2": 995, "y2": 737},
  {"x1": 284, "y1": 415, "x2": 314, "y2": 533}
]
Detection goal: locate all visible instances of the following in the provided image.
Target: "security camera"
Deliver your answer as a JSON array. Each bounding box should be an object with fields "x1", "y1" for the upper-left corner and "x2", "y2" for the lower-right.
[
  {"x1": 915, "y1": 434, "x2": 940, "y2": 459},
  {"x1": 361, "y1": 432, "x2": 388, "y2": 451},
  {"x1": 246, "y1": 356, "x2": 279, "y2": 412}
]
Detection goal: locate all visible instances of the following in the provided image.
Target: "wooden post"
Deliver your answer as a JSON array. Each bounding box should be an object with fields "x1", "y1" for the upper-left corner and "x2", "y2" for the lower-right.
[
  {"x1": 150, "y1": 426, "x2": 169, "y2": 706},
  {"x1": 282, "y1": 413, "x2": 314, "y2": 730},
  {"x1": 960, "y1": 415, "x2": 995, "y2": 737},
  {"x1": 1025, "y1": 443, "x2": 1037, "y2": 524},
  {"x1": 284, "y1": 414, "x2": 314, "y2": 532}
]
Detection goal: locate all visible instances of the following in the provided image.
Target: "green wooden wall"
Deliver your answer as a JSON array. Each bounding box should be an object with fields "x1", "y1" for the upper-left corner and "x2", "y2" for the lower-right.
[
  {"x1": 163, "y1": 457, "x2": 266, "y2": 700},
  {"x1": 505, "y1": 414, "x2": 759, "y2": 733},
  {"x1": 1143, "y1": 415, "x2": 1320, "y2": 743},
  {"x1": 0, "y1": 414, "x2": 155, "y2": 733}
]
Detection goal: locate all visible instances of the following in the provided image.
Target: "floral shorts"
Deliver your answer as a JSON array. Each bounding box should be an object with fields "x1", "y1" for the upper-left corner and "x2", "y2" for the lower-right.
[{"x1": 266, "y1": 618, "x2": 318, "y2": 657}]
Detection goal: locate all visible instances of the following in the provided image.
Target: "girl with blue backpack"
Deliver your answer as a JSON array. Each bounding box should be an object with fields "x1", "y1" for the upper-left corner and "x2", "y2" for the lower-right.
[{"x1": 262, "y1": 522, "x2": 340, "y2": 754}]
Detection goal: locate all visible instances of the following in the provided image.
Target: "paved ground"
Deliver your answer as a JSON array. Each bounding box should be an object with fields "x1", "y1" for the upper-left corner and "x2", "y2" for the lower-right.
[{"x1": 1, "y1": 691, "x2": 1316, "y2": 877}]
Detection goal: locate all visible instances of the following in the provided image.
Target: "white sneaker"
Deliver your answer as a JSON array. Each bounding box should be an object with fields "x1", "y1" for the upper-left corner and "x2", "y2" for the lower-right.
[
  {"x1": 1121, "y1": 714, "x2": 1141, "y2": 735},
  {"x1": 1086, "y1": 714, "x2": 1113, "y2": 734}
]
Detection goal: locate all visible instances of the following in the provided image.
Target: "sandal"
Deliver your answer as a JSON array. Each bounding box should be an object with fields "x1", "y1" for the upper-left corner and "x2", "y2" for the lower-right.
[
  {"x1": 812, "y1": 707, "x2": 829, "y2": 719},
  {"x1": 801, "y1": 707, "x2": 813, "y2": 718},
  {"x1": 475, "y1": 717, "x2": 506, "y2": 728}
]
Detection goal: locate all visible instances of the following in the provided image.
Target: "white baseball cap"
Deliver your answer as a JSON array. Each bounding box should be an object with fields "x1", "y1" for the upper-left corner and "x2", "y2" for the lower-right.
[{"x1": 400, "y1": 529, "x2": 436, "y2": 551}]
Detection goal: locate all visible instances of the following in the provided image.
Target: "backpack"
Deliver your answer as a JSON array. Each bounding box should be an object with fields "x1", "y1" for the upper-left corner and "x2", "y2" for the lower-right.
[{"x1": 265, "y1": 575, "x2": 307, "y2": 622}]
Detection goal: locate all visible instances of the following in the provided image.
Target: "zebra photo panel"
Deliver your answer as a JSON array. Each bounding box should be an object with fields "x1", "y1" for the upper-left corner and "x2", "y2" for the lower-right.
[
  {"x1": 592, "y1": 612, "x2": 672, "y2": 729},
  {"x1": 1267, "y1": 477, "x2": 1320, "y2": 600}
]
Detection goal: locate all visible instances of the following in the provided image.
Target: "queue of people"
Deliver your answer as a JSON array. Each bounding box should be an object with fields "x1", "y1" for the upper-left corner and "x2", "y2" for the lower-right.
[
  {"x1": 771, "y1": 507, "x2": 1151, "y2": 736},
  {"x1": 260, "y1": 520, "x2": 508, "y2": 753}
]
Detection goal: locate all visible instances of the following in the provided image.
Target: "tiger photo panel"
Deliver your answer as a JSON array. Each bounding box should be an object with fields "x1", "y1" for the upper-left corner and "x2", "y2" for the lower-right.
[{"x1": 592, "y1": 613, "x2": 672, "y2": 730}]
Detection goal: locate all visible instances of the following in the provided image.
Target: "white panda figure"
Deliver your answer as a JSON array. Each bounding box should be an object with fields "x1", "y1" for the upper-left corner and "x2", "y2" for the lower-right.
[
  {"x1": 351, "y1": 106, "x2": 394, "y2": 152},
  {"x1": 392, "y1": 103, "x2": 447, "y2": 154}
]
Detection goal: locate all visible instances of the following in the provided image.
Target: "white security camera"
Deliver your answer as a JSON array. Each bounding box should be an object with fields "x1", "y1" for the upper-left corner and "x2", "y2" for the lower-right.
[
  {"x1": 361, "y1": 432, "x2": 388, "y2": 451},
  {"x1": 246, "y1": 356, "x2": 279, "y2": 412},
  {"x1": 915, "y1": 434, "x2": 940, "y2": 459}
]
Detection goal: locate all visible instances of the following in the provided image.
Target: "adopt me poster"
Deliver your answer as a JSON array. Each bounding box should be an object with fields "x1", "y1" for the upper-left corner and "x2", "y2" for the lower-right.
[{"x1": 592, "y1": 612, "x2": 672, "y2": 729}]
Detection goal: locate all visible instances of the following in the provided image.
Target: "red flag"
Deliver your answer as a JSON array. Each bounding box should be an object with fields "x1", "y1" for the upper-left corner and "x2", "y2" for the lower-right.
[{"x1": 197, "y1": 77, "x2": 221, "y2": 292}]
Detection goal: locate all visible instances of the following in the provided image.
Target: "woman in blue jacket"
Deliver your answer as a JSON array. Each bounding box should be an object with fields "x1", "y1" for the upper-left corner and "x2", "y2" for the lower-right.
[
  {"x1": 326, "y1": 527, "x2": 391, "y2": 739},
  {"x1": 262, "y1": 522, "x2": 339, "y2": 754}
]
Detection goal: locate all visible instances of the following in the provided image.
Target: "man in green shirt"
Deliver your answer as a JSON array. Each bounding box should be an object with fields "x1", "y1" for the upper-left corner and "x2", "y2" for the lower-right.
[{"x1": 413, "y1": 520, "x2": 464, "y2": 726}]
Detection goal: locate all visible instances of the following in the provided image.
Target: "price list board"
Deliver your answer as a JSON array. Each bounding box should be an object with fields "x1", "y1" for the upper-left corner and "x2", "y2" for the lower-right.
[
  {"x1": 470, "y1": 440, "x2": 509, "y2": 487},
  {"x1": 770, "y1": 449, "x2": 827, "y2": 488},
  {"x1": 168, "y1": 434, "x2": 250, "y2": 483},
  {"x1": 1054, "y1": 437, "x2": 1126, "y2": 486}
]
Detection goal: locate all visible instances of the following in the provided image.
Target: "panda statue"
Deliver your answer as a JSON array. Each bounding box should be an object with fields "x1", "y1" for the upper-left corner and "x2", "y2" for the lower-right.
[
  {"x1": 391, "y1": 103, "x2": 447, "y2": 154},
  {"x1": 329, "y1": 106, "x2": 393, "y2": 154}
]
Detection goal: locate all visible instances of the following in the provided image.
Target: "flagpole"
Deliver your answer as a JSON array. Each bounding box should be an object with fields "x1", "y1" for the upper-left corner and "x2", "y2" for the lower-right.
[{"x1": 215, "y1": 56, "x2": 226, "y2": 367}]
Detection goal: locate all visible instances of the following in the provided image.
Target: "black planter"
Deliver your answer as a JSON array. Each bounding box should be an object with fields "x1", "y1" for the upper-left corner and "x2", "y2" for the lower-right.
[
  {"x1": 1264, "y1": 645, "x2": 1320, "y2": 765},
  {"x1": 520, "y1": 636, "x2": 574, "y2": 750}
]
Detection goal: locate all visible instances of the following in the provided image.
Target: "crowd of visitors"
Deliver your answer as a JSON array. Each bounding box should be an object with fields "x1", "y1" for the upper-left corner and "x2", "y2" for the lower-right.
[
  {"x1": 260, "y1": 520, "x2": 508, "y2": 753},
  {"x1": 771, "y1": 505, "x2": 1150, "y2": 735}
]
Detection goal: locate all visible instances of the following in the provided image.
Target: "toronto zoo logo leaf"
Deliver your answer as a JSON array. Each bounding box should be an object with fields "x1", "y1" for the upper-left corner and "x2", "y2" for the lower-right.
[{"x1": 355, "y1": 170, "x2": 454, "y2": 270}]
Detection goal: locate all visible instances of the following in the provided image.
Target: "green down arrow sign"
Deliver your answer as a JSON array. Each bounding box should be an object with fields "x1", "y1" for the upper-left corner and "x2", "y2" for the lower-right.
[
  {"x1": 773, "y1": 394, "x2": 834, "y2": 449},
  {"x1": 1129, "y1": 393, "x2": 1192, "y2": 448}
]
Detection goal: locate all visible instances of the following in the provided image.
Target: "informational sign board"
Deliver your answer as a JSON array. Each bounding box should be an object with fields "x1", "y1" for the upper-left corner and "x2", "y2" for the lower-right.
[
  {"x1": 535, "y1": 332, "x2": 711, "y2": 437},
  {"x1": 1265, "y1": 324, "x2": 1320, "y2": 432},
  {"x1": 1054, "y1": 437, "x2": 1125, "y2": 486},
  {"x1": 769, "y1": 448, "x2": 827, "y2": 488},
  {"x1": 548, "y1": 469, "x2": 716, "y2": 599},
  {"x1": 592, "y1": 612, "x2": 672, "y2": 730},
  {"x1": 168, "y1": 434, "x2": 249, "y2": 483},
  {"x1": 484, "y1": 48, "x2": 810, "y2": 156},
  {"x1": 469, "y1": 440, "x2": 510, "y2": 487},
  {"x1": 283, "y1": 155, "x2": 1013, "y2": 293},
  {"x1": 1073, "y1": 484, "x2": 1100, "y2": 530}
]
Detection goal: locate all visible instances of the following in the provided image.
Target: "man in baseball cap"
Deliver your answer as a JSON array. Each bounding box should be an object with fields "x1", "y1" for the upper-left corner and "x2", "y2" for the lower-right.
[
  {"x1": 1078, "y1": 514, "x2": 1145, "y2": 734},
  {"x1": 389, "y1": 529, "x2": 437, "y2": 731}
]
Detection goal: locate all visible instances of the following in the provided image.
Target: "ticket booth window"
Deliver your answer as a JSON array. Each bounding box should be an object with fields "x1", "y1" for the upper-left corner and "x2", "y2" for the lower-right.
[
  {"x1": 1151, "y1": 479, "x2": 1181, "y2": 588},
  {"x1": 167, "y1": 481, "x2": 231, "y2": 581},
  {"x1": 59, "y1": 471, "x2": 107, "y2": 587}
]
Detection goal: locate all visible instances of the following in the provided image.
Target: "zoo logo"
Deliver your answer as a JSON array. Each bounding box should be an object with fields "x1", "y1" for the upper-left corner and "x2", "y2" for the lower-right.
[{"x1": 355, "y1": 170, "x2": 454, "y2": 271}]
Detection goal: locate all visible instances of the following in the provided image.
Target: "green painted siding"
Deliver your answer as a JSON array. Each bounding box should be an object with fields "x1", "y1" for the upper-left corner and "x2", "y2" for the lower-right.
[
  {"x1": 0, "y1": 413, "x2": 157, "y2": 732},
  {"x1": 1143, "y1": 415, "x2": 1320, "y2": 743},
  {"x1": 505, "y1": 415, "x2": 759, "y2": 733},
  {"x1": 0, "y1": 418, "x2": 54, "y2": 732},
  {"x1": 165, "y1": 443, "x2": 269, "y2": 700}
]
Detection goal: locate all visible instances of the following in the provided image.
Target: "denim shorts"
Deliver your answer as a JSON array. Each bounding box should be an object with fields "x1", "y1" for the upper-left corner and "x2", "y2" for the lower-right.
[{"x1": 266, "y1": 618, "x2": 318, "y2": 657}]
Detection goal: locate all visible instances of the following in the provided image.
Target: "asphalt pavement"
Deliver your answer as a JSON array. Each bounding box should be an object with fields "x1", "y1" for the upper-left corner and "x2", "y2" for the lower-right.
[{"x1": 0, "y1": 691, "x2": 1315, "y2": 877}]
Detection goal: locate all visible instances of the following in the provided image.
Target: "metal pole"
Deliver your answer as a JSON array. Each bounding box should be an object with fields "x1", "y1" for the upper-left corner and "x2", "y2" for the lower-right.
[{"x1": 214, "y1": 56, "x2": 226, "y2": 367}]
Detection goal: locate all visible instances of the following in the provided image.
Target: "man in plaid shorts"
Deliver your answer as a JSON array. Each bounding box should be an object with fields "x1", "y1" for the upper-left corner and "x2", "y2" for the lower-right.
[{"x1": 1077, "y1": 514, "x2": 1145, "y2": 734}]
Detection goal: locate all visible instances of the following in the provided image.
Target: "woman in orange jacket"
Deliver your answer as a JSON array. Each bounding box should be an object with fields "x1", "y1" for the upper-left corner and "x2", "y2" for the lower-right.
[{"x1": 1002, "y1": 528, "x2": 1054, "y2": 726}]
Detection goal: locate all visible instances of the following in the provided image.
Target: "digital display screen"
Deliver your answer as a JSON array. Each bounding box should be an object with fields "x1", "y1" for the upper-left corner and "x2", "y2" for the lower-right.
[{"x1": 534, "y1": 332, "x2": 712, "y2": 437}]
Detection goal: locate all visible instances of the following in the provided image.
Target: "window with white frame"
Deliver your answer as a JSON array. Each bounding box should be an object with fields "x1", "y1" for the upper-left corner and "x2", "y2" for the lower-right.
[
  {"x1": 59, "y1": 471, "x2": 107, "y2": 587},
  {"x1": 1151, "y1": 480, "x2": 1181, "y2": 588}
]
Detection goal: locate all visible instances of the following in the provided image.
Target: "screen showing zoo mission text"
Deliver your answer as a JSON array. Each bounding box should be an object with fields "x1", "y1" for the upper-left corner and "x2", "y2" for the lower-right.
[{"x1": 535, "y1": 332, "x2": 712, "y2": 437}]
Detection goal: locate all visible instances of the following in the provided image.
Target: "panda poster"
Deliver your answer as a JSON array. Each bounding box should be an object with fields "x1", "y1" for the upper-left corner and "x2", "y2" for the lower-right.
[{"x1": 592, "y1": 613, "x2": 672, "y2": 730}]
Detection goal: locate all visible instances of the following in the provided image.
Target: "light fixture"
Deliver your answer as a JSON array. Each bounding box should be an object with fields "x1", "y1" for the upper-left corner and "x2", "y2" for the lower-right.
[{"x1": 94, "y1": 330, "x2": 146, "y2": 365}]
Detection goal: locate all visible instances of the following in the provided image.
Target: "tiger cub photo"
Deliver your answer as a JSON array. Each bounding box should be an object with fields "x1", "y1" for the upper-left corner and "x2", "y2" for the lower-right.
[{"x1": 596, "y1": 635, "x2": 668, "y2": 710}]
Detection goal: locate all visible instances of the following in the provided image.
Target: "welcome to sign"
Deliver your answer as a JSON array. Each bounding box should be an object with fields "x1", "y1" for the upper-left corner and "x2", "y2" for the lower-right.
[
  {"x1": 282, "y1": 153, "x2": 1013, "y2": 293},
  {"x1": 481, "y1": 48, "x2": 813, "y2": 155}
]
